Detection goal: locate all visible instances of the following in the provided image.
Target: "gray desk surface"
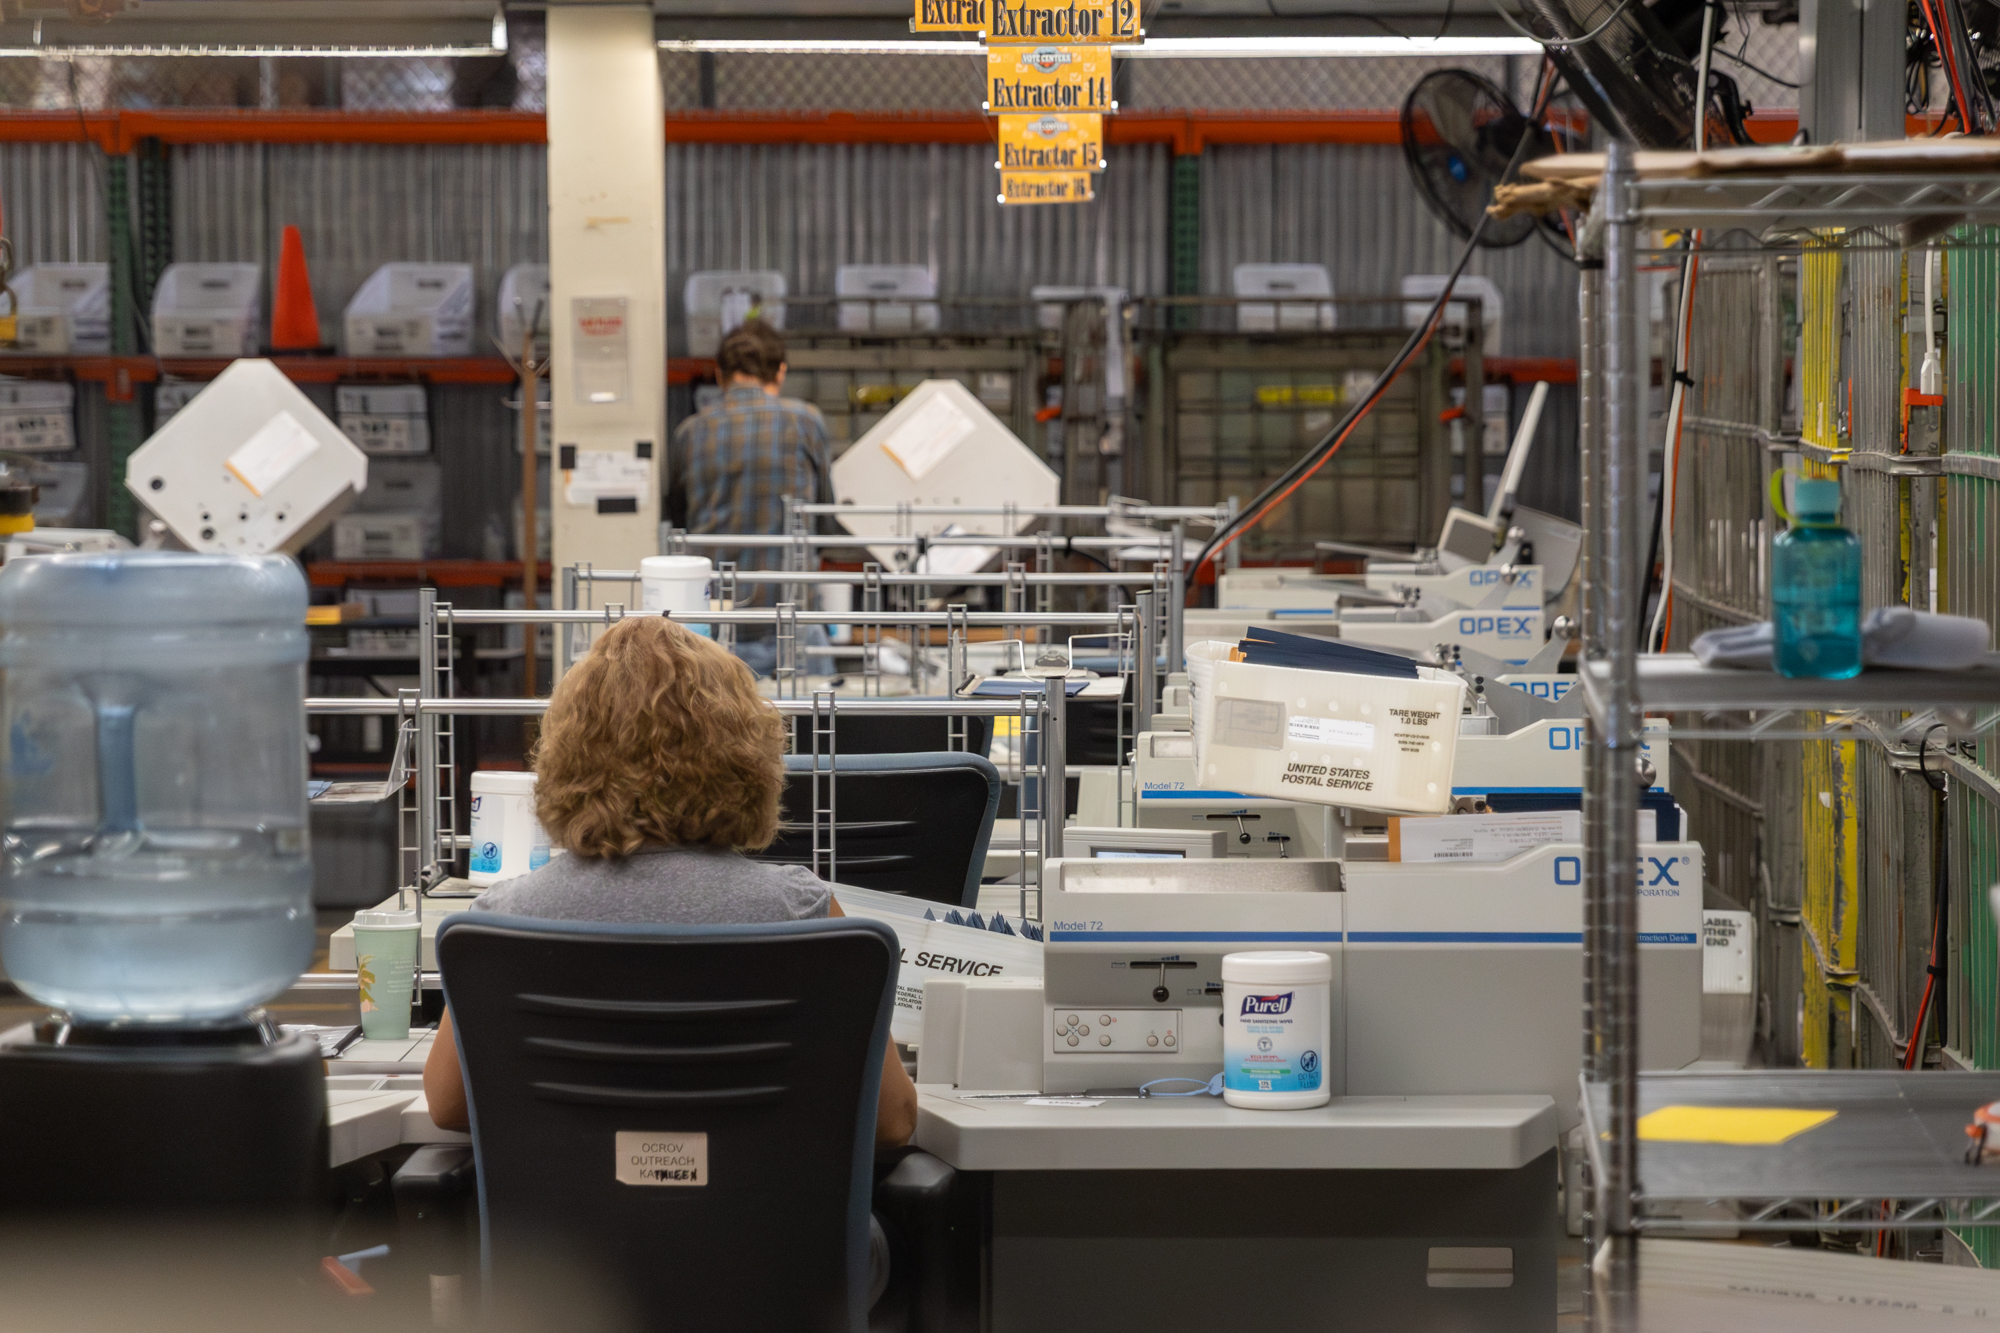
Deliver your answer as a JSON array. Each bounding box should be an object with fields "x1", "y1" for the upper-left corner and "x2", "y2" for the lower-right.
[
  {"x1": 325, "y1": 1027, "x2": 470, "y2": 1167},
  {"x1": 913, "y1": 1085, "x2": 1559, "y2": 1171}
]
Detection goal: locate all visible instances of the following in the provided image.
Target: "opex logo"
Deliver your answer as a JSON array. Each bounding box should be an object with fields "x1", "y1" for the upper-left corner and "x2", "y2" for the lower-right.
[
  {"x1": 1029, "y1": 115, "x2": 1070, "y2": 137},
  {"x1": 1553, "y1": 856, "x2": 1689, "y2": 888},
  {"x1": 1456, "y1": 614, "x2": 1537, "y2": 638},
  {"x1": 1027, "y1": 46, "x2": 1071, "y2": 71},
  {"x1": 1241, "y1": 992, "x2": 1293, "y2": 1016}
]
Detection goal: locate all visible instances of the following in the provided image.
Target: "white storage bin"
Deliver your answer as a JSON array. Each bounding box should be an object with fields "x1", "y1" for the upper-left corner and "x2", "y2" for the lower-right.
[
  {"x1": 352, "y1": 458, "x2": 441, "y2": 517},
  {"x1": 336, "y1": 383, "x2": 431, "y2": 455},
  {"x1": 1401, "y1": 274, "x2": 1505, "y2": 355},
  {"x1": 151, "y1": 262, "x2": 261, "y2": 357},
  {"x1": 11, "y1": 264, "x2": 110, "y2": 353},
  {"x1": 1186, "y1": 640, "x2": 1464, "y2": 816},
  {"x1": 1232, "y1": 264, "x2": 1335, "y2": 333},
  {"x1": 23, "y1": 460, "x2": 89, "y2": 526},
  {"x1": 154, "y1": 379, "x2": 204, "y2": 426},
  {"x1": 0, "y1": 378, "x2": 75, "y2": 453},
  {"x1": 342, "y1": 263, "x2": 474, "y2": 357},
  {"x1": 496, "y1": 262, "x2": 550, "y2": 360},
  {"x1": 683, "y1": 269, "x2": 787, "y2": 357},
  {"x1": 835, "y1": 264, "x2": 938, "y2": 334},
  {"x1": 333, "y1": 512, "x2": 435, "y2": 560}
]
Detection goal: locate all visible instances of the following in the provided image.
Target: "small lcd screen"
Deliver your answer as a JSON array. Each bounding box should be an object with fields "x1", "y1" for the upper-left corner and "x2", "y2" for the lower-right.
[{"x1": 1093, "y1": 849, "x2": 1187, "y2": 860}]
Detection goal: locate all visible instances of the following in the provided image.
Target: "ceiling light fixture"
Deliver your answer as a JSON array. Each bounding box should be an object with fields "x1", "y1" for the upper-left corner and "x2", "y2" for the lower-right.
[
  {"x1": 0, "y1": 43, "x2": 506, "y2": 59},
  {"x1": 656, "y1": 35, "x2": 1541, "y2": 58}
]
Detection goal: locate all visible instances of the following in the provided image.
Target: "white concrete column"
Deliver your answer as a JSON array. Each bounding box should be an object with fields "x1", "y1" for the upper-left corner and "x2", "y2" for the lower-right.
[{"x1": 546, "y1": 4, "x2": 665, "y2": 585}]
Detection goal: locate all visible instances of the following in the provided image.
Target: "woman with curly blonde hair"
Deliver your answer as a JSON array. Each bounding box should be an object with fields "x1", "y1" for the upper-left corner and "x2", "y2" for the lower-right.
[{"x1": 424, "y1": 616, "x2": 916, "y2": 1147}]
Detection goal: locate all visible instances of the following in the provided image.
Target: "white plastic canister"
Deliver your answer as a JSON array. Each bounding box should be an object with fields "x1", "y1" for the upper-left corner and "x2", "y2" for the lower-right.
[
  {"x1": 1221, "y1": 950, "x2": 1333, "y2": 1109},
  {"x1": 467, "y1": 770, "x2": 550, "y2": 885},
  {"x1": 640, "y1": 555, "x2": 714, "y2": 635}
]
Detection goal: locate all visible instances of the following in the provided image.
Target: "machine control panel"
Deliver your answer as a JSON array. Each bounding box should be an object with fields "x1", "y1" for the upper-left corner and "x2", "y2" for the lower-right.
[{"x1": 1051, "y1": 1009, "x2": 1181, "y2": 1053}]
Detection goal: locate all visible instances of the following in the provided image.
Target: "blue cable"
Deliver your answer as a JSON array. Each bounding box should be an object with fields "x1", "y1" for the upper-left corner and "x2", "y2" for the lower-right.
[{"x1": 1138, "y1": 1073, "x2": 1224, "y2": 1098}]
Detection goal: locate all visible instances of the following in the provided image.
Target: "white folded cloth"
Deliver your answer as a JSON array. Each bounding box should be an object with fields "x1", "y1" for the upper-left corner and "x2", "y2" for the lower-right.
[{"x1": 1691, "y1": 607, "x2": 1993, "y2": 671}]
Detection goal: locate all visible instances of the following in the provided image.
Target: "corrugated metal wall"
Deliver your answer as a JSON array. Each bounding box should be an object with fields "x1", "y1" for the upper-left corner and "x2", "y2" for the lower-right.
[
  {"x1": 0, "y1": 143, "x2": 107, "y2": 264},
  {"x1": 3, "y1": 135, "x2": 1584, "y2": 527},
  {"x1": 171, "y1": 142, "x2": 549, "y2": 351},
  {"x1": 663, "y1": 141, "x2": 1169, "y2": 339}
]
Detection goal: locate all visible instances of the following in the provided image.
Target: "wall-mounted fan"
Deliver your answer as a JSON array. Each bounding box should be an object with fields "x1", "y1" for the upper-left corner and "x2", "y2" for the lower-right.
[{"x1": 1400, "y1": 70, "x2": 1554, "y2": 249}]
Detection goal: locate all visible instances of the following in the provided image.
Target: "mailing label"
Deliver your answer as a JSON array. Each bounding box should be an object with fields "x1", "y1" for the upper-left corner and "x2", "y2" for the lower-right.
[
  {"x1": 999, "y1": 170, "x2": 1096, "y2": 205},
  {"x1": 1214, "y1": 696, "x2": 1284, "y2": 750},
  {"x1": 226, "y1": 410, "x2": 321, "y2": 498},
  {"x1": 615, "y1": 1131, "x2": 707, "y2": 1186},
  {"x1": 998, "y1": 114, "x2": 1105, "y2": 172},
  {"x1": 880, "y1": 392, "x2": 976, "y2": 480},
  {"x1": 984, "y1": 0, "x2": 1141, "y2": 42},
  {"x1": 1286, "y1": 715, "x2": 1376, "y2": 751},
  {"x1": 986, "y1": 45, "x2": 1113, "y2": 114}
]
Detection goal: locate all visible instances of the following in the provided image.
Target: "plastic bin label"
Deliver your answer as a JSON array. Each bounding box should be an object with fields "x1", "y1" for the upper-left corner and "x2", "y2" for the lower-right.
[
  {"x1": 1213, "y1": 696, "x2": 1283, "y2": 750},
  {"x1": 615, "y1": 1131, "x2": 706, "y2": 1186},
  {"x1": 1285, "y1": 715, "x2": 1375, "y2": 751}
]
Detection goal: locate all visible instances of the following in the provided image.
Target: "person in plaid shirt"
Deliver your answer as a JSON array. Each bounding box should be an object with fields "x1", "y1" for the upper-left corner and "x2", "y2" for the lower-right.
[{"x1": 667, "y1": 318, "x2": 835, "y2": 677}]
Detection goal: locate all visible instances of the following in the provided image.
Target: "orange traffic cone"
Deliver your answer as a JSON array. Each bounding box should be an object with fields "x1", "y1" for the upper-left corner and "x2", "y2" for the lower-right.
[{"x1": 270, "y1": 225, "x2": 322, "y2": 351}]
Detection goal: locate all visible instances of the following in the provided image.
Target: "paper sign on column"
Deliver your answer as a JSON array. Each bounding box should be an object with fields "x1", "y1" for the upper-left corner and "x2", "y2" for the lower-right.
[
  {"x1": 226, "y1": 411, "x2": 321, "y2": 497},
  {"x1": 563, "y1": 449, "x2": 651, "y2": 507},
  {"x1": 985, "y1": 45, "x2": 1113, "y2": 114},
  {"x1": 879, "y1": 391, "x2": 977, "y2": 481}
]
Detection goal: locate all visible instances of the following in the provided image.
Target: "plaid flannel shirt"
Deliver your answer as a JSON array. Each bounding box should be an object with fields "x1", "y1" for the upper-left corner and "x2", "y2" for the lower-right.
[{"x1": 666, "y1": 385, "x2": 834, "y2": 614}]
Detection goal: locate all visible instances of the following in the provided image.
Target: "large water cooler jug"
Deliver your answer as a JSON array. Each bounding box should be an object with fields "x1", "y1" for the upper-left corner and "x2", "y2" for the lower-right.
[{"x1": 0, "y1": 551, "x2": 325, "y2": 1214}]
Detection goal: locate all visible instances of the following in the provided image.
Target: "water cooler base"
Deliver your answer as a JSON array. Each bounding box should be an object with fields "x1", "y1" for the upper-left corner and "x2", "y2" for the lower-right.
[{"x1": 0, "y1": 1021, "x2": 326, "y2": 1213}]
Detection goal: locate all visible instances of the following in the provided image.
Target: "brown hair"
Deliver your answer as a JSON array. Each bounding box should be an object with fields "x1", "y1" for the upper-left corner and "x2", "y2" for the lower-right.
[
  {"x1": 532, "y1": 617, "x2": 786, "y2": 858},
  {"x1": 716, "y1": 317, "x2": 787, "y2": 384}
]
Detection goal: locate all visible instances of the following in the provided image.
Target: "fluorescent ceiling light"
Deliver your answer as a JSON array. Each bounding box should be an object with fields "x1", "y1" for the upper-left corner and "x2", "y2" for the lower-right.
[
  {"x1": 658, "y1": 35, "x2": 1541, "y2": 57},
  {"x1": 0, "y1": 43, "x2": 504, "y2": 58}
]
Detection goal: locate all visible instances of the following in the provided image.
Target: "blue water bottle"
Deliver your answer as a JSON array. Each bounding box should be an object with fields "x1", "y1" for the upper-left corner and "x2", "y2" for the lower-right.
[{"x1": 1772, "y1": 475, "x2": 1862, "y2": 680}]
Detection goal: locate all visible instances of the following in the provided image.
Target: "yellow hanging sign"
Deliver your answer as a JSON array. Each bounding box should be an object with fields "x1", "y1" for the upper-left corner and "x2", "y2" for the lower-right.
[
  {"x1": 912, "y1": 0, "x2": 987, "y2": 30},
  {"x1": 983, "y1": 0, "x2": 1141, "y2": 43},
  {"x1": 998, "y1": 171, "x2": 1096, "y2": 205},
  {"x1": 985, "y1": 45, "x2": 1114, "y2": 114},
  {"x1": 996, "y1": 114, "x2": 1106, "y2": 172}
]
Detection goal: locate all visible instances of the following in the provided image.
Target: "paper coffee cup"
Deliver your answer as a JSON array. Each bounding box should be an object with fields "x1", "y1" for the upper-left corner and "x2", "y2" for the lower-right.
[{"x1": 353, "y1": 908, "x2": 420, "y2": 1041}]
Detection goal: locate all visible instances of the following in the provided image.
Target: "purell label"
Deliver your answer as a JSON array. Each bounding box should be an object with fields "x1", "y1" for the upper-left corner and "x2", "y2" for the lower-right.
[{"x1": 1241, "y1": 991, "x2": 1293, "y2": 1016}]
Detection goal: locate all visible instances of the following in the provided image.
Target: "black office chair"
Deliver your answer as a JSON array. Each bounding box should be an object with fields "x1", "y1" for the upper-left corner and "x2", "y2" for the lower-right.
[
  {"x1": 759, "y1": 752, "x2": 1001, "y2": 908},
  {"x1": 791, "y1": 709, "x2": 993, "y2": 759},
  {"x1": 436, "y1": 912, "x2": 900, "y2": 1333}
]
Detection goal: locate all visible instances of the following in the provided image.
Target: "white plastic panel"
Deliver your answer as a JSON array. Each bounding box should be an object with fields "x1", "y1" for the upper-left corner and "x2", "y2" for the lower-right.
[
  {"x1": 830, "y1": 378, "x2": 1058, "y2": 567},
  {"x1": 125, "y1": 358, "x2": 369, "y2": 556}
]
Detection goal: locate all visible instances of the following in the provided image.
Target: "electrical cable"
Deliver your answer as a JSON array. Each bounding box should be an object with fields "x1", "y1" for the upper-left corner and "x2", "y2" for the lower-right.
[
  {"x1": 1139, "y1": 1074, "x2": 1224, "y2": 1097},
  {"x1": 1189, "y1": 64, "x2": 1560, "y2": 591},
  {"x1": 1643, "y1": 2, "x2": 1722, "y2": 651},
  {"x1": 1486, "y1": 0, "x2": 1639, "y2": 51}
]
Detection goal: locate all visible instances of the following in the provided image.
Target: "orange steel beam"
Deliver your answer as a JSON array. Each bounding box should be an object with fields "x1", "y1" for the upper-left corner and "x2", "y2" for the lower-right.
[{"x1": 0, "y1": 106, "x2": 1592, "y2": 154}]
